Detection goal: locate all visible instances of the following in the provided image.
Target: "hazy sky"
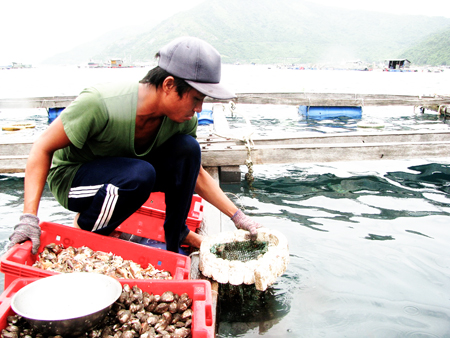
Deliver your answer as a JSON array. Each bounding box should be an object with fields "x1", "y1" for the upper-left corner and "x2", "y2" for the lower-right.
[{"x1": 1, "y1": 0, "x2": 449, "y2": 66}]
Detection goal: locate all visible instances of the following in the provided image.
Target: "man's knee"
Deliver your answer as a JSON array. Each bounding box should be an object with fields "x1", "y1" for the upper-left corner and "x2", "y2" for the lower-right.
[
  {"x1": 123, "y1": 160, "x2": 156, "y2": 189},
  {"x1": 176, "y1": 134, "x2": 201, "y2": 161}
]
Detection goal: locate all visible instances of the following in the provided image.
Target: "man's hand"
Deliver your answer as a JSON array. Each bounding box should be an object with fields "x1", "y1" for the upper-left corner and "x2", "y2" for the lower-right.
[
  {"x1": 231, "y1": 209, "x2": 262, "y2": 240},
  {"x1": 7, "y1": 214, "x2": 41, "y2": 254}
]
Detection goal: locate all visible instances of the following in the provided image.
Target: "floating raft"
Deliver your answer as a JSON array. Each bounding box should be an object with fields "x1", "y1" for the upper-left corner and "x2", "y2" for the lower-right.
[{"x1": 1, "y1": 123, "x2": 35, "y2": 131}]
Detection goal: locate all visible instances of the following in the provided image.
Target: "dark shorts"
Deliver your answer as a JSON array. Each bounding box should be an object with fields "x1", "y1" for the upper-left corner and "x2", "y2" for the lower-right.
[{"x1": 67, "y1": 134, "x2": 201, "y2": 252}]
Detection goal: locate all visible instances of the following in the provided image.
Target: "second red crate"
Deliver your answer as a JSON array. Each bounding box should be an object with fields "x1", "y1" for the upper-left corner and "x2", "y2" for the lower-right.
[
  {"x1": 117, "y1": 192, "x2": 204, "y2": 242},
  {"x1": 0, "y1": 277, "x2": 214, "y2": 338}
]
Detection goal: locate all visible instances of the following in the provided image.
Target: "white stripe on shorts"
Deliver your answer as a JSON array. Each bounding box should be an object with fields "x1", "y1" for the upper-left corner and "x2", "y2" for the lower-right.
[
  {"x1": 68, "y1": 185, "x2": 104, "y2": 199},
  {"x1": 92, "y1": 184, "x2": 119, "y2": 231}
]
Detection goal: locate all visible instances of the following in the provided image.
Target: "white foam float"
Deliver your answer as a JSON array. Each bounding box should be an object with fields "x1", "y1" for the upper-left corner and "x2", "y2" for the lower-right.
[{"x1": 199, "y1": 228, "x2": 289, "y2": 291}]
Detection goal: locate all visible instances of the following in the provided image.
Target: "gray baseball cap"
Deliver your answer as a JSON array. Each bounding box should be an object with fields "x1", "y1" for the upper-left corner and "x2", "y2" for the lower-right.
[{"x1": 158, "y1": 37, "x2": 235, "y2": 100}]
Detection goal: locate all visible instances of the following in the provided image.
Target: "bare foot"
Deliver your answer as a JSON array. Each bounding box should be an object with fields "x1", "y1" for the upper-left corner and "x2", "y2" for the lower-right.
[{"x1": 182, "y1": 231, "x2": 203, "y2": 248}]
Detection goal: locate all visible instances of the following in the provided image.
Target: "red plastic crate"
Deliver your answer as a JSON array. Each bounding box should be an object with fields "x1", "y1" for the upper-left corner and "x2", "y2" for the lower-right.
[
  {"x1": 0, "y1": 222, "x2": 190, "y2": 289},
  {"x1": 0, "y1": 277, "x2": 214, "y2": 338},
  {"x1": 117, "y1": 192, "x2": 204, "y2": 242},
  {"x1": 143, "y1": 192, "x2": 204, "y2": 223}
]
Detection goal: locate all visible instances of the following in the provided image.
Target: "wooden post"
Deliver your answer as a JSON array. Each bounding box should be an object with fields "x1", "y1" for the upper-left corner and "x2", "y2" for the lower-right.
[{"x1": 220, "y1": 166, "x2": 242, "y2": 184}]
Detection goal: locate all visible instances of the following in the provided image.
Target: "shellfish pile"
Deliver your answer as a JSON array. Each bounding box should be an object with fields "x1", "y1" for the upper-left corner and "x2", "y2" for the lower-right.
[
  {"x1": 1, "y1": 284, "x2": 194, "y2": 338},
  {"x1": 32, "y1": 243, "x2": 172, "y2": 280}
]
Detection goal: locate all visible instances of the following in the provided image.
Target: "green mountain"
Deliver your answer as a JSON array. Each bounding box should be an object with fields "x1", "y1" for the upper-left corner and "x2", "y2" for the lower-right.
[
  {"x1": 399, "y1": 27, "x2": 450, "y2": 66},
  {"x1": 42, "y1": 25, "x2": 147, "y2": 66},
  {"x1": 43, "y1": 0, "x2": 450, "y2": 66}
]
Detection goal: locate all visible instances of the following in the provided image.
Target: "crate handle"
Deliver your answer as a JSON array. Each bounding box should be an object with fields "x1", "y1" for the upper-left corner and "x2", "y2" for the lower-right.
[{"x1": 204, "y1": 303, "x2": 213, "y2": 327}]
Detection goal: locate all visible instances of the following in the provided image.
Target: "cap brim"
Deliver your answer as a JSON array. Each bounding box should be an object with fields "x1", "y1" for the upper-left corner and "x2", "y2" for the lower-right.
[{"x1": 186, "y1": 80, "x2": 236, "y2": 100}]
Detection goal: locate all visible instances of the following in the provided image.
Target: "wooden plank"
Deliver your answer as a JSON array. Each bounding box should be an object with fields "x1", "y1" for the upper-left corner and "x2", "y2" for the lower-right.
[
  {"x1": 247, "y1": 130, "x2": 450, "y2": 145},
  {"x1": 231, "y1": 92, "x2": 450, "y2": 106},
  {"x1": 200, "y1": 141, "x2": 450, "y2": 166},
  {"x1": 1, "y1": 131, "x2": 450, "y2": 172},
  {"x1": 3, "y1": 139, "x2": 448, "y2": 173},
  {"x1": 0, "y1": 155, "x2": 28, "y2": 173},
  {"x1": 0, "y1": 142, "x2": 33, "y2": 156},
  {"x1": 198, "y1": 130, "x2": 450, "y2": 146},
  {"x1": 0, "y1": 96, "x2": 76, "y2": 109},
  {"x1": 201, "y1": 167, "x2": 223, "y2": 235},
  {"x1": 2, "y1": 130, "x2": 449, "y2": 157}
]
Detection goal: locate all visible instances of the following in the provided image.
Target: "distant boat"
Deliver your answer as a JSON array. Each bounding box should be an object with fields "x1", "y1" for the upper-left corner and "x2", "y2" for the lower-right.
[
  {"x1": 107, "y1": 59, "x2": 124, "y2": 68},
  {"x1": 384, "y1": 59, "x2": 411, "y2": 72}
]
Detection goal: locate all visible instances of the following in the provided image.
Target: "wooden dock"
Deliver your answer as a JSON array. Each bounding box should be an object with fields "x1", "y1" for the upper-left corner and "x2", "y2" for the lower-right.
[{"x1": 2, "y1": 130, "x2": 450, "y2": 173}]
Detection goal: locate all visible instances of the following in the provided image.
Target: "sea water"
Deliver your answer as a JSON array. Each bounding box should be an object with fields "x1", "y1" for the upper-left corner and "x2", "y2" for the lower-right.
[{"x1": 1, "y1": 66, "x2": 450, "y2": 337}]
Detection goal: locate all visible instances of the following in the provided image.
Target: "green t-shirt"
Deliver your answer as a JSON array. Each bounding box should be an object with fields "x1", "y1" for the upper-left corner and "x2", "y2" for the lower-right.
[{"x1": 47, "y1": 81, "x2": 198, "y2": 208}]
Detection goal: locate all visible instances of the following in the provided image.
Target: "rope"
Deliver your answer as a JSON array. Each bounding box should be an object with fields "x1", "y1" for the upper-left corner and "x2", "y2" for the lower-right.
[
  {"x1": 211, "y1": 102, "x2": 255, "y2": 184},
  {"x1": 244, "y1": 136, "x2": 255, "y2": 184},
  {"x1": 224, "y1": 192, "x2": 247, "y2": 212}
]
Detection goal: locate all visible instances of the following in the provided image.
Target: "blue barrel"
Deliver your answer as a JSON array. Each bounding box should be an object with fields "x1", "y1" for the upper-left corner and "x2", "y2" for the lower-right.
[
  {"x1": 197, "y1": 109, "x2": 214, "y2": 125},
  {"x1": 48, "y1": 107, "x2": 65, "y2": 123}
]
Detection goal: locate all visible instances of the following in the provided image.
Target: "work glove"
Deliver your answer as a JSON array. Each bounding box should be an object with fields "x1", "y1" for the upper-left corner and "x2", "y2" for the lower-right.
[
  {"x1": 231, "y1": 209, "x2": 261, "y2": 240},
  {"x1": 7, "y1": 214, "x2": 41, "y2": 255}
]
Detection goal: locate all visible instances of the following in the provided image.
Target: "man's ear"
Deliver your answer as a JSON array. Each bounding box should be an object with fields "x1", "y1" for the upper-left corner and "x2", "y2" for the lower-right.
[{"x1": 162, "y1": 76, "x2": 176, "y2": 94}]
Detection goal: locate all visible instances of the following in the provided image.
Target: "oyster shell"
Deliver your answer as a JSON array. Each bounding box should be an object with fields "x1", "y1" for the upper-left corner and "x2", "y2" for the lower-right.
[{"x1": 32, "y1": 243, "x2": 173, "y2": 280}]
